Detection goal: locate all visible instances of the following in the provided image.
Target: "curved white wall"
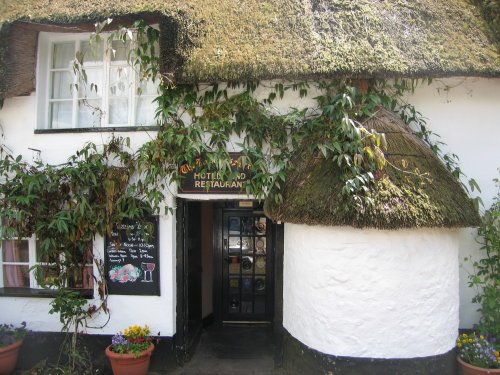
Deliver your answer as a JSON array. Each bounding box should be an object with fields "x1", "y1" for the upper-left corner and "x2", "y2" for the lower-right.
[{"x1": 283, "y1": 223, "x2": 459, "y2": 359}]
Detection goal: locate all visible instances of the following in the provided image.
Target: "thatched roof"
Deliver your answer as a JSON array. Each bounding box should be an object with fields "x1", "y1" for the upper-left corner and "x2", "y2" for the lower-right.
[
  {"x1": 264, "y1": 107, "x2": 481, "y2": 229},
  {"x1": 1, "y1": 1, "x2": 499, "y2": 100}
]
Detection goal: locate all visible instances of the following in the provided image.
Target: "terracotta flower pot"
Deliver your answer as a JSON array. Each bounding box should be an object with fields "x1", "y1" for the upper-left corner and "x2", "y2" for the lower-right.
[
  {"x1": 0, "y1": 340, "x2": 23, "y2": 375},
  {"x1": 458, "y1": 356, "x2": 500, "y2": 375},
  {"x1": 105, "y1": 343, "x2": 154, "y2": 375}
]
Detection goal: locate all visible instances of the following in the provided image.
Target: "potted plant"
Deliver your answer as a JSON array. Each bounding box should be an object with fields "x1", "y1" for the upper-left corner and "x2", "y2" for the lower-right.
[
  {"x1": 456, "y1": 333, "x2": 499, "y2": 374},
  {"x1": 105, "y1": 324, "x2": 156, "y2": 375},
  {"x1": 0, "y1": 322, "x2": 28, "y2": 375}
]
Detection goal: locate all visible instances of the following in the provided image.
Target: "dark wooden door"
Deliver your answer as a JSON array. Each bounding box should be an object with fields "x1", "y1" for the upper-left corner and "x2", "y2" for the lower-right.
[
  {"x1": 175, "y1": 199, "x2": 203, "y2": 364},
  {"x1": 220, "y1": 209, "x2": 274, "y2": 322}
]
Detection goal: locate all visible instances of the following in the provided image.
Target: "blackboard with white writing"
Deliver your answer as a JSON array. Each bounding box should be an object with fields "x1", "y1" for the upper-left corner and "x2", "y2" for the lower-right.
[{"x1": 104, "y1": 217, "x2": 160, "y2": 295}]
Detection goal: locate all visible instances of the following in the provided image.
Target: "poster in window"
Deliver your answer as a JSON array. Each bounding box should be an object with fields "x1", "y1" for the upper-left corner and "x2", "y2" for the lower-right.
[{"x1": 104, "y1": 216, "x2": 160, "y2": 295}]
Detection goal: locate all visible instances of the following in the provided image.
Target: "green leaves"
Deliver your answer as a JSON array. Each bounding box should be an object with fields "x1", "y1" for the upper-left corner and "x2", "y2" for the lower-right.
[{"x1": 471, "y1": 174, "x2": 500, "y2": 336}]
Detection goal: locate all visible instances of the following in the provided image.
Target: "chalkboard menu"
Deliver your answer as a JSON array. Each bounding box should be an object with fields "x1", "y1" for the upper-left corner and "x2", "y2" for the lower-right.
[{"x1": 105, "y1": 216, "x2": 160, "y2": 295}]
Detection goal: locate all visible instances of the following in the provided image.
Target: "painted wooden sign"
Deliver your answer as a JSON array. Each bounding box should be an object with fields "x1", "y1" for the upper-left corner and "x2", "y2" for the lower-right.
[
  {"x1": 105, "y1": 216, "x2": 160, "y2": 295},
  {"x1": 178, "y1": 153, "x2": 252, "y2": 194}
]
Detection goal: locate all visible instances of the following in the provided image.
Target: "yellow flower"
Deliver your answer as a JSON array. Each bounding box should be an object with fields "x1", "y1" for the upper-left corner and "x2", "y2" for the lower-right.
[
  {"x1": 480, "y1": 335, "x2": 484, "y2": 340},
  {"x1": 457, "y1": 343, "x2": 462, "y2": 348}
]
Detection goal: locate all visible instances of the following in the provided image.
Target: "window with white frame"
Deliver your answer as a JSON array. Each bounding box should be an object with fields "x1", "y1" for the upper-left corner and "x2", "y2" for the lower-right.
[
  {"x1": 0, "y1": 234, "x2": 93, "y2": 291},
  {"x1": 37, "y1": 32, "x2": 158, "y2": 129}
]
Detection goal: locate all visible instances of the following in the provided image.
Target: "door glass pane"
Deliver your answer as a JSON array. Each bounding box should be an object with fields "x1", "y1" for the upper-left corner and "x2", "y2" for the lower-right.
[
  {"x1": 228, "y1": 217, "x2": 240, "y2": 234},
  {"x1": 224, "y1": 212, "x2": 271, "y2": 320},
  {"x1": 255, "y1": 256, "x2": 266, "y2": 275},
  {"x1": 254, "y1": 295, "x2": 266, "y2": 314},
  {"x1": 255, "y1": 217, "x2": 266, "y2": 235},
  {"x1": 241, "y1": 298, "x2": 252, "y2": 314},
  {"x1": 241, "y1": 217, "x2": 253, "y2": 235},
  {"x1": 241, "y1": 237, "x2": 252, "y2": 253},
  {"x1": 255, "y1": 277, "x2": 265, "y2": 292},
  {"x1": 241, "y1": 256, "x2": 253, "y2": 274},
  {"x1": 52, "y1": 42, "x2": 75, "y2": 69},
  {"x1": 255, "y1": 237, "x2": 266, "y2": 254}
]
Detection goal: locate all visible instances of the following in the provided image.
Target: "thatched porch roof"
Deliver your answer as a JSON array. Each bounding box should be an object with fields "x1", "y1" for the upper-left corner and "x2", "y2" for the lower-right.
[
  {"x1": 264, "y1": 107, "x2": 480, "y2": 229},
  {"x1": 0, "y1": 1, "x2": 499, "y2": 100}
]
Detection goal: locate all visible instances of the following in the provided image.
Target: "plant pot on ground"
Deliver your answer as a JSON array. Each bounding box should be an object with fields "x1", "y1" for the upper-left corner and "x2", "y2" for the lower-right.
[
  {"x1": 105, "y1": 324, "x2": 157, "y2": 375},
  {"x1": 0, "y1": 322, "x2": 28, "y2": 375}
]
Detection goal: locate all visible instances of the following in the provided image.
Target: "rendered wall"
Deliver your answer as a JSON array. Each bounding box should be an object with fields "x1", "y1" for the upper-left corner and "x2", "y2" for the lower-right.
[
  {"x1": 0, "y1": 77, "x2": 499, "y2": 336},
  {"x1": 406, "y1": 77, "x2": 500, "y2": 328},
  {"x1": 0, "y1": 94, "x2": 177, "y2": 336},
  {"x1": 283, "y1": 223, "x2": 459, "y2": 358}
]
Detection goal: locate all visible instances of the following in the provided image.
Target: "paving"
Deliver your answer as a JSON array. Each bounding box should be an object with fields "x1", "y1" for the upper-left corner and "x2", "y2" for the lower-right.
[{"x1": 159, "y1": 325, "x2": 286, "y2": 375}]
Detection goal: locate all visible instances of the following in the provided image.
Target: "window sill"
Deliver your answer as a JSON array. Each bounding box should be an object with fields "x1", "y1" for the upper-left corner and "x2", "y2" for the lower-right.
[
  {"x1": 0, "y1": 287, "x2": 93, "y2": 299},
  {"x1": 34, "y1": 126, "x2": 159, "y2": 134}
]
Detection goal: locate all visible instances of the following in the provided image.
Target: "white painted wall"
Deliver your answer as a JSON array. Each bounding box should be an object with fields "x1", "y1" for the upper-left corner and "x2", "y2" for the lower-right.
[
  {"x1": 0, "y1": 77, "x2": 498, "y2": 337},
  {"x1": 406, "y1": 78, "x2": 500, "y2": 328},
  {"x1": 0, "y1": 94, "x2": 178, "y2": 336},
  {"x1": 283, "y1": 223, "x2": 460, "y2": 358}
]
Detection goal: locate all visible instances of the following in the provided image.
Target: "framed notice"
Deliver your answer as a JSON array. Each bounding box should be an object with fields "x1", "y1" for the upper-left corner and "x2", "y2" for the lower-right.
[{"x1": 105, "y1": 216, "x2": 160, "y2": 295}]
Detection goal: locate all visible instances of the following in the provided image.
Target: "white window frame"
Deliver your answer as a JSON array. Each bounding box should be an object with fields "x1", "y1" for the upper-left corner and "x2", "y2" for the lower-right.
[
  {"x1": 0, "y1": 235, "x2": 41, "y2": 289},
  {"x1": 36, "y1": 31, "x2": 158, "y2": 130},
  {"x1": 0, "y1": 235, "x2": 94, "y2": 291}
]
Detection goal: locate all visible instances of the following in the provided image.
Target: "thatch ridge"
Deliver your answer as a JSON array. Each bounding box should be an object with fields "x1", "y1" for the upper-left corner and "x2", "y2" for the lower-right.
[
  {"x1": 0, "y1": 1, "x2": 499, "y2": 100},
  {"x1": 265, "y1": 107, "x2": 481, "y2": 229}
]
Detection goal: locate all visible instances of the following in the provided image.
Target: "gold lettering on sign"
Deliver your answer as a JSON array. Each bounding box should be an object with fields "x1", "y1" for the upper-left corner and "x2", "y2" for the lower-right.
[{"x1": 179, "y1": 153, "x2": 251, "y2": 193}]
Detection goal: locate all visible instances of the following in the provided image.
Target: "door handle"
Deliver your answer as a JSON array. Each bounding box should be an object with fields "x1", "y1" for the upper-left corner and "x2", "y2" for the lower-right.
[{"x1": 224, "y1": 239, "x2": 228, "y2": 251}]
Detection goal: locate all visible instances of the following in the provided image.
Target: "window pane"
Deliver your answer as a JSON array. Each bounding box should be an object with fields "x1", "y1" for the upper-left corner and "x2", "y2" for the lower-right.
[
  {"x1": 37, "y1": 265, "x2": 60, "y2": 286},
  {"x1": 3, "y1": 265, "x2": 30, "y2": 287},
  {"x1": 109, "y1": 66, "x2": 132, "y2": 97},
  {"x1": 2, "y1": 240, "x2": 29, "y2": 262},
  {"x1": 111, "y1": 40, "x2": 130, "y2": 62},
  {"x1": 50, "y1": 101, "x2": 73, "y2": 128},
  {"x1": 78, "y1": 68, "x2": 103, "y2": 100},
  {"x1": 109, "y1": 99, "x2": 128, "y2": 124},
  {"x1": 51, "y1": 71, "x2": 73, "y2": 99},
  {"x1": 81, "y1": 40, "x2": 104, "y2": 63},
  {"x1": 68, "y1": 265, "x2": 94, "y2": 289},
  {"x1": 138, "y1": 78, "x2": 158, "y2": 96},
  {"x1": 52, "y1": 42, "x2": 75, "y2": 69},
  {"x1": 77, "y1": 99, "x2": 102, "y2": 128},
  {"x1": 135, "y1": 96, "x2": 156, "y2": 126}
]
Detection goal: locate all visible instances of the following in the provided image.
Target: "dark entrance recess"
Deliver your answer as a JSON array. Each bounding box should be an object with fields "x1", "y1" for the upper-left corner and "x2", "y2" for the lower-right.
[{"x1": 175, "y1": 199, "x2": 284, "y2": 365}]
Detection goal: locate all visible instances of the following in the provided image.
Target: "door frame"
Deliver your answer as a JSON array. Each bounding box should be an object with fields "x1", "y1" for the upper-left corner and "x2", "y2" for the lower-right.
[
  {"x1": 174, "y1": 198, "x2": 203, "y2": 364},
  {"x1": 175, "y1": 199, "x2": 285, "y2": 362}
]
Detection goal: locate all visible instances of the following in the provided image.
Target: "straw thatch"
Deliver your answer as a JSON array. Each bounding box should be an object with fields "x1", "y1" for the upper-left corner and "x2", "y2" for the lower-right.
[
  {"x1": 264, "y1": 107, "x2": 480, "y2": 229},
  {"x1": 0, "y1": 0, "x2": 499, "y2": 101}
]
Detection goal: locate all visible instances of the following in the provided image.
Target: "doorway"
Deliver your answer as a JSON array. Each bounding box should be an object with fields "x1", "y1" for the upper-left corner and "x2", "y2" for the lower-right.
[{"x1": 175, "y1": 199, "x2": 284, "y2": 364}]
